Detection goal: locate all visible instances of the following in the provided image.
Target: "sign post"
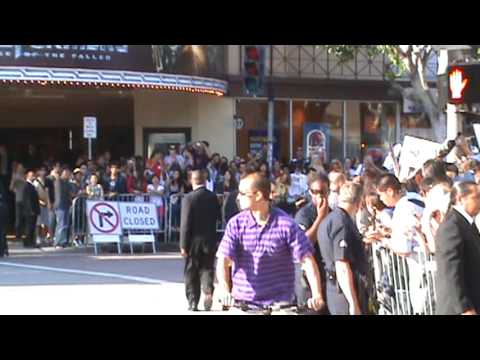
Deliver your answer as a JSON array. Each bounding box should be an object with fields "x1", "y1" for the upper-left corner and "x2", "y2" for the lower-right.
[{"x1": 83, "y1": 116, "x2": 97, "y2": 160}]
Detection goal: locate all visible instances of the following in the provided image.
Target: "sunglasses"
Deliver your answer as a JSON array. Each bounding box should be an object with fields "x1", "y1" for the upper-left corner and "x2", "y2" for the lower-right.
[
  {"x1": 238, "y1": 191, "x2": 257, "y2": 197},
  {"x1": 309, "y1": 189, "x2": 325, "y2": 196}
]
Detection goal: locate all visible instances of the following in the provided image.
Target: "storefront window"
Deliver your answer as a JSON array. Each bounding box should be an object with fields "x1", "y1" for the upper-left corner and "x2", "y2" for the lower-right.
[
  {"x1": 235, "y1": 99, "x2": 290, "y2": 163},
  {"x1": 400, "y1": 111, "x2": 434, "y2": 140},
  {"x1": 345, "y1": 101, "x2": 362, "y2": 162},
  {"x1": 292, "y1": 100, "x2": 343, "y2": 162},
  {"x1": 360, "y1": 102, "x2": 396, "y2": 161}
]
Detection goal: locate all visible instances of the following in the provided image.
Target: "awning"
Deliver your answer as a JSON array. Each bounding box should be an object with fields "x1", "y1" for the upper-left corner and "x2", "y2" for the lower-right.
[{"x1": 0, "y1": 66, "x2": 228, "y2": 96}]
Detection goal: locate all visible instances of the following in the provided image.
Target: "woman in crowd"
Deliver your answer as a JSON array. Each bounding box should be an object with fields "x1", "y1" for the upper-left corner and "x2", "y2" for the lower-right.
[
  {"x1": 166, "y1": 169, "x2": 188, "y2": 231},
  {"x1": 145, "y1": 149, "x2": 165, "y2": 183},
  {"x1": 221, "y1": 169, "x2": 238, "y2": 194},
  {"x1": 147, "y1": 175, "x2": 166, "y2": 231},
  {"x1": 86, "y1": 174, "x2": 104, "y2": 200},
  {"x1": 259, "y1": 161, "x2": 271, "y2": 180}
]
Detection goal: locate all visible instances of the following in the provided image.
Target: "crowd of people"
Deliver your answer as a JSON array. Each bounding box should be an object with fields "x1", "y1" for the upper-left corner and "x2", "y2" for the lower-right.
[
  {"x1": 0, "y1": 139, "x2": 362, "y2": 254},
  {"x1": 1, "y1": 133, "x2": 480, "y2": 315},
  {"x1": 176, "y1": 133, "x2": 480, "y2": 315}
]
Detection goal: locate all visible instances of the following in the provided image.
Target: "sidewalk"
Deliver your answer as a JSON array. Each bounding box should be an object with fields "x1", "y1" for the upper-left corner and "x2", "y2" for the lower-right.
[{"x1": 3, "y1": 240, "x2": 182, "y2": 257}]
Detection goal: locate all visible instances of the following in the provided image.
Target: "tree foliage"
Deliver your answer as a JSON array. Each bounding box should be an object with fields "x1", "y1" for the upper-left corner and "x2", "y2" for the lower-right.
[{"x1": 322, "y1": 45, "x2": 448, "y2": 141}]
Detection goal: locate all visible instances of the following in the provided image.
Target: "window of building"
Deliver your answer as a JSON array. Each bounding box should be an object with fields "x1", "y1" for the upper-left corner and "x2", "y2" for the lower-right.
[
  {"x1": 235, "y1": 99, "x2": 290, "y2": 163},
  {"x1": 292, "y1": 100, "x2": 344, "y2": 162}
]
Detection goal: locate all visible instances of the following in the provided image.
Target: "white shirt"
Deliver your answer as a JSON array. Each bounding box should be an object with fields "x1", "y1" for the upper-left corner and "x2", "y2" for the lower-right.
[
  {"x1": 147, "y1": 184, "x2": 165, "y2": 207},
  {"x1": 453, "y1": 205, "x2": 474, "y2": 225},
  {"x1": 206, "y1": 179, "x2": 214, "y2": 192},
  {"x1": 390, "y1": 193, "x2": 424, "y2": 254}
]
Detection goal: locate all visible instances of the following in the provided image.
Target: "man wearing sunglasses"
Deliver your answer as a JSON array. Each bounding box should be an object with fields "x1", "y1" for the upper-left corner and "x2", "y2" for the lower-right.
[
  {"x1": 216, "y1": 171, "x2": 325, "y2": 313},
  {"x1": 294, "y1": 173, "x2": 330, "y2": 314}
]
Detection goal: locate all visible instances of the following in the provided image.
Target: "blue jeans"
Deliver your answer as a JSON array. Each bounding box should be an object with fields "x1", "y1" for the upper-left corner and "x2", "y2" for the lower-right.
[{"x1": 54, "y1": 209, "x2": 70, "y2": 246}]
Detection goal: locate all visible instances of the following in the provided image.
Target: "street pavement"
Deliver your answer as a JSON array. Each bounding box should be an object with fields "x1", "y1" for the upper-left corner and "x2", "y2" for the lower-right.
[{"x1": 0, "y1": 242, "x2": 226, "y2": 315}]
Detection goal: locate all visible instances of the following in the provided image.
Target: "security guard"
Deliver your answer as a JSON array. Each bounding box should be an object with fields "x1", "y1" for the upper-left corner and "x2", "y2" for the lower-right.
[
  {"x1": 0, "y1": 178, "x2": 8, "y2": 257},
  {"x1": 318, "y1": 182, "x2": 368, "y2": 315},
  {"x1": 294, "y1": 173, "x2": 330, "y2": 314}
]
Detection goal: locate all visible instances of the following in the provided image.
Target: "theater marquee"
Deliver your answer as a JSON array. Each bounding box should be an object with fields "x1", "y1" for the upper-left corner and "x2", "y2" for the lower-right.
[{"x1": 0, "y1": 45, "x2": 154, "y2": 72}]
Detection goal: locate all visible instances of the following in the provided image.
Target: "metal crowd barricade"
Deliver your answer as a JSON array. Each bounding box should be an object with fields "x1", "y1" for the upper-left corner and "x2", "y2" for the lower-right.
[
  {"x1": 167, "y1": 192, "x2": 228, "y2": 243},
  {"x1": 216, "y1": 193, "x2": 227, "y2": 233},
  {"x1": 70, "y1": 194, "x2": 89, "y2": 244},
  {"x1": 371, "y1": 241, "x2": 437, "y2": 315}
]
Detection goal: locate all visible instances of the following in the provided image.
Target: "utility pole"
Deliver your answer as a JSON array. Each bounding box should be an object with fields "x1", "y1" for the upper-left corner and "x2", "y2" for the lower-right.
[{"x1": 267, "y1": 45, "x2": 274, "y2": 170}]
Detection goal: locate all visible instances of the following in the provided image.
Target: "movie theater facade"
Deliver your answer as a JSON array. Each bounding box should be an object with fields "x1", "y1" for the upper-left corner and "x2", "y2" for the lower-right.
[{"x1": 0, "y1": 45, "x2": 436, "y2": 164}]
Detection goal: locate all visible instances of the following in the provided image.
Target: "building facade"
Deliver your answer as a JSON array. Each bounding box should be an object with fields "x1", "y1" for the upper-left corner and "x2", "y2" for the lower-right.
[{"x1": 0, "y1": 45, "x2": 436, "y2": 164}]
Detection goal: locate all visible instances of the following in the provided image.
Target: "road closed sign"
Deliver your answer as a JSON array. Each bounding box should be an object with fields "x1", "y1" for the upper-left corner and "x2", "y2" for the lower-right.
[
  {"x1": 118, "y1": 202, "x2": 159, "y2": 231},
  {"x1": 87, "y1": 201, "x2": 122, "y2": 235}
]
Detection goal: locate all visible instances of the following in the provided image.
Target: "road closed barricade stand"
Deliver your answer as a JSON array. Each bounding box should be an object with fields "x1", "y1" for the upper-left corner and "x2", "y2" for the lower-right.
[
  {"x1": 86, "y1": 194, "x2": 167, "y2": 255},
  {"x1": 86, "y1": 200, "x2": 123, "y2": 255},
  {"x1": 117, "y1": 193, "x2": 163, "y2": 254}
]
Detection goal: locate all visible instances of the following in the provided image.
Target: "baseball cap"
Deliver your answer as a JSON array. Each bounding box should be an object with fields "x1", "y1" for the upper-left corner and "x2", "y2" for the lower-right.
[{"x1": 73, "y1": 168, "x2": 81, "y2": 175}]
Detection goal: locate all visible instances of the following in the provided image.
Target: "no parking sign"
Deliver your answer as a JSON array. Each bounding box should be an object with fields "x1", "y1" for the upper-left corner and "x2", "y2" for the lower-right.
[{"x1": 87, "y1": 201, "x2": 122, "y2": 235}]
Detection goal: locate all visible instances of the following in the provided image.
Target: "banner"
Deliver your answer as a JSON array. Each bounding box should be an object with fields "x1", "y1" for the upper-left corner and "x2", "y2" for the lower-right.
[
  {"x1": 303, "y1": 123, "x2": 330, "y2": 161},
  {"x1": 398, "y1": 136, "x2": 441, "y2": 181}
]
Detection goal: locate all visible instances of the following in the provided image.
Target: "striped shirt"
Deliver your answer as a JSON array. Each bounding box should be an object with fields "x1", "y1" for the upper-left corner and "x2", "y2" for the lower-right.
[{"x1": 216, "y1": 207, "x2": 313, "y2": 305}]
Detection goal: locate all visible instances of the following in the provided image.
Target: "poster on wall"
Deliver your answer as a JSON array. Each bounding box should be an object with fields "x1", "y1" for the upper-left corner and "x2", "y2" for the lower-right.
[
  {"x1": 303, "y1": 123, "x2": 330, "y2": 161},
  {"x1": 248, "y1": 130, "x2": 280, "y2": 160}
]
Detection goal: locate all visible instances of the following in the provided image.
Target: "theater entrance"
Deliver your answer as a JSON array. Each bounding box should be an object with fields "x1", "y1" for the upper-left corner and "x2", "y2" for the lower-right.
[
  {"x1": 0, "y1": 85, "x2": 135, "y2": 235},
  {"x1": 0, "y1": 86, "x2": 134, "y2": 166}
]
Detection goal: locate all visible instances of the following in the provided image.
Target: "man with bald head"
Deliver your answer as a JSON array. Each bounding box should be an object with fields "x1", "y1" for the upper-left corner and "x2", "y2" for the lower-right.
[
  {"x1": 216, "y1": 170, "x2": 325, "y2": 313},
  {"x1": 180, "y1": 169, "x2": 221, "y2": 311}
]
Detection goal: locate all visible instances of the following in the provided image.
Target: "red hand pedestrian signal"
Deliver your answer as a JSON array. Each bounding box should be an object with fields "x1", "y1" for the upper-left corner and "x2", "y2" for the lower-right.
[{"x1": 449, "y1": 68, "x2": 469, "y2": 102}]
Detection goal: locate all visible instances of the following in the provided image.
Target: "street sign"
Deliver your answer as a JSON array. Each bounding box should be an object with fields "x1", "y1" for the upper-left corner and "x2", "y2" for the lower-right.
[
  {"x1": 118, "y1": 202, "x2": 159, "y2": 231},
  {"x1": 87, "y1": 201, "x2": 122, "y2": 235},
  {"x1": 83, "y1": 116, "x2": 97, "y2": 139}
]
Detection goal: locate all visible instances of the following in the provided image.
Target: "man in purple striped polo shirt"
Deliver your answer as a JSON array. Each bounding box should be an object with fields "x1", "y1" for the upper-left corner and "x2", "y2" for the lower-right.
[{"x1": 216, "y1": 171, "x2": 325, "y2": 311}]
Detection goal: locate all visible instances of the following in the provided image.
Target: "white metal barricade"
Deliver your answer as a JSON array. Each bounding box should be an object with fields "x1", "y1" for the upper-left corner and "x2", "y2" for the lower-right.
[{"x1": 371, "y1": 241, "x2": 437, "y2": 315}]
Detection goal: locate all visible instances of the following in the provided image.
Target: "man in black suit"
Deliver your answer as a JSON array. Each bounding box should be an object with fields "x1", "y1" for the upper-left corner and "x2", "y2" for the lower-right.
[
  {"x1": 23, "y1": 170, "x2": 40, "y2": 248},
  {"x1": 180, "y1": 169, "x2": 221, "y2": 311},
  {"x1": 435, "y1": 181, "x2": 480, "y2": 315}
]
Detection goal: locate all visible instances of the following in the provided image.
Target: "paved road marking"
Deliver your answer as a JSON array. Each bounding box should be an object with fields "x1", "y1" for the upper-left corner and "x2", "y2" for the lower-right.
[{"x1": 0, "y1": 261, "x2": 169, "y2": 285}]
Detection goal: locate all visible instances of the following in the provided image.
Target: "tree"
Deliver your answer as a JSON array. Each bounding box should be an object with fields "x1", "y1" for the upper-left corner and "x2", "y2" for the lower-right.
[{"x1": 323, "y1": 45, "x2": 446, "y2": 142}]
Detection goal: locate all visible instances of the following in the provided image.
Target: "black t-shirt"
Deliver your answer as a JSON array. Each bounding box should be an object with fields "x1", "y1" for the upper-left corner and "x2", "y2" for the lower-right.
[
  {"x1": 295, "y1": 202, "x2": 322, "y2": 262},
  {"x1": 45, "y1": 176, "x2": 55, "y2": 204}
]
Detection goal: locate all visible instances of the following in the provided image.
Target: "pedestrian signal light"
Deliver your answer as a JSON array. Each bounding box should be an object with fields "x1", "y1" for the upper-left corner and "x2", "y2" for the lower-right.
[{"x1": 447, "y1": 63, "x2": 480, "y2": 105}]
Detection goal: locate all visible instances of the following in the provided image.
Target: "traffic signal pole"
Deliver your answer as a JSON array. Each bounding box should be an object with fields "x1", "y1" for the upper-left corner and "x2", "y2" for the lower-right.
[{"x1": 267, "y1": 45, "x2": 274, "y2": 170}]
